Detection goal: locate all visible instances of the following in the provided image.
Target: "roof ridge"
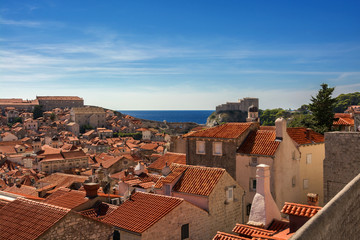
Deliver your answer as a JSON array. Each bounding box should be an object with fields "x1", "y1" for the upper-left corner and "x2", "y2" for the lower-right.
[{"x1": 18, "y1": 197, "x2": 71, "y2": 212}]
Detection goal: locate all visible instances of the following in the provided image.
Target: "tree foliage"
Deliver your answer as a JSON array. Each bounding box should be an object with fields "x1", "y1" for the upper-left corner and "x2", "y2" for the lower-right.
[
  {"x1": 334, "y1": 92, "x2": 360, "y2": 113},
  {"x1": 33, "y1": 105, "x2": 44, "y2": 119},
  {"x1": 308, "y1": 83, "x2": 336, "y2": 134},
  {"x1": 50, "y1": 113, "x2": 56, "y2": 121},
  {"x1": 259, "y1": 108, "x2": 291, "y2": 126}
]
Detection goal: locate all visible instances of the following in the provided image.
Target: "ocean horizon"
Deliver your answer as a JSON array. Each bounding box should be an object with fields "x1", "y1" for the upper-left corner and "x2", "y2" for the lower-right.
[{"x1": 118, "y1": 110, "x2": 214, "y2": 124}]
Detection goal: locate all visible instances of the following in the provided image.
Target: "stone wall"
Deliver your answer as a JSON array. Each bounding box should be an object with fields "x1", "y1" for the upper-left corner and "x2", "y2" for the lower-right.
[
  {"x1": 141, "y1": 201, "x2": 209, "y2": 240},
  {"x1": 39, "y1": 211, "x2": 113, "y2": 240},
  {"x1": 216, "y1": 97, "x2": 258, "y2": 113},
  {"x1": 324, "y1": 132, "x2": 360, "y2": 203},
  {"x1": 291, "y1": 173, "x2": 360, "y2": 240},
  {"x1": 208, "y1": 172, "x2": 243, "y2": 236},
  {"x1": 186, "y1": 125, "x2": 255, "y2": 179}
]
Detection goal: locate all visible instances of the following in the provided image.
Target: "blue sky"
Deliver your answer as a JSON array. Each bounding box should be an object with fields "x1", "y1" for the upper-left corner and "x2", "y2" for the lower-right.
[{"x1": 1, "y1": 1, "x2": 360, "y2": 110}]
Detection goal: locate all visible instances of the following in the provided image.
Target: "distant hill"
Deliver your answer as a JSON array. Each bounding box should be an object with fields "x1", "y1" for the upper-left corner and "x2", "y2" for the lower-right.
[{"x1": 334, "y1": 92, "x2": 360, "y2": 113}]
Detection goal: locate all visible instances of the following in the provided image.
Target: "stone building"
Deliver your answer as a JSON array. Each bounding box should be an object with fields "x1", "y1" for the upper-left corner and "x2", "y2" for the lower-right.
[
  {"x1": 70, "y1": 107, "x2": 106, "y2": 129},
  {"x1": 0, "y1": 98, "x2": 38, "y2": 112},
  {"x1": 0, "y1": 197, "x2": 113, "y2": 240},
  {"x1": 102, "y1": 192, "x2": 209, "y2": 240},
  {"x1": 216, "y1": 97, "x2": 259, "y2": 113},
  {"x1": 36, "y1": 96, "x2": 84, "y2": 111},
  {"x1": 39, "y1": 150, "x2": 89, "y2": 174},
  {"x1": 186, "y1": 122, "x2": 259, "y2": 178},
  {"x1": 323, "y1": 132, "x2": 360, "y2": 203},
  {"x1": 154, "y1": 163, "x2": 244, "y2": 238}
]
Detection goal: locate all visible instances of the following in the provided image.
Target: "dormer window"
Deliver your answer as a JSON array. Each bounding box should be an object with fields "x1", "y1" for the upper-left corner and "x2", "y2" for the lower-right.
[
  {"x1": 213, "y1": 142, "x2": 222, "y2": 156},
  {"x1": 196, "y1": 141, "x2": 205, "y2": 155}
]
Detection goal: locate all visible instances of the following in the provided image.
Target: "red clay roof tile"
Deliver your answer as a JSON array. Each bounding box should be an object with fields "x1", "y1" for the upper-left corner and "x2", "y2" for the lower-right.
[
  {"x1": 101, "y1": 192, "x2": 183, "y2": 233},
  {"x1": 0, "y1": 198, "x2": 70, "y2": 240},
  {"x1": 232, "y1": 224, "x2": 276, "y2": 237},
  {"x1": 286, "y1": 128, "x2": 324, "y2": 145},
  {"x1": 213, "y1": 231, "x2": 249, "y2": 240},
  {"x1": 44, "y1": 189, "x2": 88, "y2": 209},
  {"x1": 281, "y1": 202, "x2": 322, "y2": 218},
  {"x1": 148, "y1": 152, "x2": 186, "y2": 171},
  {"x1": 187, "y1": 122, "x2": 254, "y2": 139},
  {"x1": 238, "y1": 130, "x2": 280, "y2": 156}
]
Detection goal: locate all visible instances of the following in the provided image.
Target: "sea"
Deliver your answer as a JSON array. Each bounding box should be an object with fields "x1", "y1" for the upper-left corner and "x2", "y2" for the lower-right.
[{"x1": 118, "y1": 110, "x2": 214, "y2": 124}]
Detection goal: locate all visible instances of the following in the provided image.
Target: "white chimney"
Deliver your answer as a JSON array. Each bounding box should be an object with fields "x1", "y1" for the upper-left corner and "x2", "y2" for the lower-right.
[
  {"x1": 275, "y1": 118, "x2": 287, "y2": 141},
  {"x1": 248, "y1": 164, "x2": 281, "y2": 228}
]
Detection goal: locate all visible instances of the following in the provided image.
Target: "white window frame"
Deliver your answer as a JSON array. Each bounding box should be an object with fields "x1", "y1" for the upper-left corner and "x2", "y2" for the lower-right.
[
  {"x1": 303, "y1": 179, "x2": 309, "y2": 189},
  {"x1": 196, "y1": 141, "x2": 205, "y2": 155},
  {"x1": 306, "y1": 154, "x2": 312, "y2": 164},
  {"x1": 213, "y1": 142, "x2": 222, "y2": 156},
  {"x1": 226, "y1": 186, "x2": 234, "y2": 202}
]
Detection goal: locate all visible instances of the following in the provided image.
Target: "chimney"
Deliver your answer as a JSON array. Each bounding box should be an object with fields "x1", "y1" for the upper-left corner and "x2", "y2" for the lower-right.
[
  {"x1": 248, "y1": 164, "x2": 281, "y2": 228},
  {"x1": 306, "y1": 129, "x2": 311, "y2": 140},
  {"x1": 162, "y1": 162, "x2": 171, "y2": 176},
  {"x1": 15, "y1": 178, "x2": 21, "y2": 188},
  {"x1": 307, "y1": 193, "x2": 319, "y2": 206},
  {"x1": 83, "y1": 182, "x2": 100, "y2": 198},
  {"x1": 275, "y1": 118, "x2": 286, "y2": 141}
]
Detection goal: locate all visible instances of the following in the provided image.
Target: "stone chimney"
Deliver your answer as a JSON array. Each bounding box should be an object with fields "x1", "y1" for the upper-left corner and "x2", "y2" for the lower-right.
[
  {"x1": 83, "y1": 182, "x2": 100, "y2": 198},
  {"x1": 307, "y1": 193, "x2": 319, "y2": 206},
  {"x1": 275, "y1": 118, "x2": 287, "y2": 141},
  {"x1": 134, "y1": 162, "x2": 145, "y2": 175},
  {"x1": 162, "y1": 162, "x2": 171, "y2": 176},
  {"x1": 248, "y1": 164, "x2": 281, "y2": 228}
]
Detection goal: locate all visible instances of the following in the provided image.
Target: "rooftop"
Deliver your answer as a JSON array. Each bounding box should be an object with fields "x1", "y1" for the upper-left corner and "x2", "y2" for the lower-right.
[
  {"x1": 286, "y1": 128, "x2": 324, "y2": 145},
  {"x1": 102, "y1": 192, "x2": 183, "y2": 233},
  {"x1": 0, "y1": 198, "x2": 70, "y2": 240},
  {"x1": 186, "y1": 122, "x2": 254, "y2": 139},
  {"x1": 148, "y1": 152, "x2": 186, "y2": 171},
  {"x1": 237, "y1": 130, "x2": 280, "y2": 156},
  {"x1": 281, "y1": 202, "x2": 322, "y2": 218}
]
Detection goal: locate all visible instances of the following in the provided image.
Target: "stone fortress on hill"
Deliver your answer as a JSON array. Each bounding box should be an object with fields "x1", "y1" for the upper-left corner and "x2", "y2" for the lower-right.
[{"x1": 216, "y1": 97, "x2": 259, "y2": 113}]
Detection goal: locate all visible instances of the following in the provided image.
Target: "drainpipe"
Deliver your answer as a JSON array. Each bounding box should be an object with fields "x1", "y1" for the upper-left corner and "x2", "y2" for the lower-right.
[{"x1": 242, "y1": 190, "x2": 246, "y2": 223}]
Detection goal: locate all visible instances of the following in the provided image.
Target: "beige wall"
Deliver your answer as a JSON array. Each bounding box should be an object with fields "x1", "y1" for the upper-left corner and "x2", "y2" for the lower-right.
[
  {"x1": 298, "y1": 144, "x2": 325, "y2": 206},
  {"x1": 236, "y1": 155, "x2": 275, "y2": 216},
  {"x1": 207, "y1": 172, "x2": 243, "y2": 236},
  {"x1": 141, "y1": 201, "x2": 209, "y2": 240}
]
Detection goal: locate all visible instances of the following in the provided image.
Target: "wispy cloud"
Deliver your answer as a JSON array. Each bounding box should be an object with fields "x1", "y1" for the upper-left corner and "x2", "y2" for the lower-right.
[{"x1": 0, "y1": 17, "x2": 42, "y2": 27}]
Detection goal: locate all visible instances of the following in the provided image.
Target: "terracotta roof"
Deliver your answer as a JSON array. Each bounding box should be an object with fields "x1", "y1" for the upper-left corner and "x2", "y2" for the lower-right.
[
  {"x1": 140, "y1": 143, "x2": 159, "y2": 150},
  {"x1": 238, "y1": 130, "x2": 280, "y2": 156},
  {"x1": 44, "y1": 189, "x2": 88, "y2": 209},
  {"x1": 186, "y1": 122, "x2": 253, "y2": 139},
  {"x1": 286, "y1": 128, "x2": 324, "y2": 145},
  {"x1": 0, "y1": 198, "x2": 70, "y2": 240},
  {"x1": 213, "y1": 231, "x2": 249, "y2": 240},
  {"x1": 333, "y1": 113, "x2": 354, "y2": 126},
  {"x1": 93, "y1": 156, "x2": 123, "y2": 169},
  {"x1": 102, "y1": 192, "x2": 183, "y2": 233},
  {"x1": 281, "y1": 202, "x2": 322, "y2": 218},
  {"x1": 232, "y1": 224, "x2": 276, "y2": 237},
  {"x1": 4, "y1": 185, "x2": 38, "y2": 197},
  {"x1": 37, "y1": 96, "x2": 83, "y2": 101},
  {"x1": 80, "y1": 202, "x2": 118, "y2": 220},
  {"x1": 267, "y1": 219, "x2": 289, "y2": 232},
  {"x1": 148, "y1": 152, "x2": 186, "y2": 171}
]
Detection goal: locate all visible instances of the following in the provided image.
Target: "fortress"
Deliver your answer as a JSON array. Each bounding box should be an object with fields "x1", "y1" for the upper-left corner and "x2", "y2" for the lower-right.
[{"x1": 216, "y1": 97, "x2": 259, "y2": 113}]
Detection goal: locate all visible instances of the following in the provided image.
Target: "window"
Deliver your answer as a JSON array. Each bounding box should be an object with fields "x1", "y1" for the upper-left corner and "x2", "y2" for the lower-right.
[
  {"x1": 213, "y1": 142, "x2": 222, "y2": 156},
  {"x1": 196, "y1": 141, "x2": 205, "y2": 154},
  {"x1": 306, "y1": 154, "x2": 312, "y2": 164},
  {"x1": 226, "y1": 186, "x2": 234, "y2": 202},
  {"x1": 181, "y1": 224, "x2": 189, "y2": 240},
  {"x1": 246, "y1": 204, "x2": 252, "y2": 216},
  {"x1": 303, "y1": 179, "x2": 309, "y2": 189},
  {"x1": 292, "y1": 176, "x2": 296, "y2": 187},
  {"x1": 250, "y1": 178, "x2": 257, "y2": 192},
  {"x1": 250, "y1": 157, "x2": 258, "y2": 167}
]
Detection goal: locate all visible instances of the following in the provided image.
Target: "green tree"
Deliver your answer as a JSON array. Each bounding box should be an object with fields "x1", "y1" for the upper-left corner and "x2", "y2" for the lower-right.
[
  {"x1": 33, "y1": 105, "x2": 44, "y2": 119},
  {"x1": 50, "y1": 113, "x2": 56, "y2": 121},
  {"x1": 309, "y1": 83, "x2": 336, "y2": 134},
  {"x1": 259, "y1": 108, "x2": 291, "y2": 126}
]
